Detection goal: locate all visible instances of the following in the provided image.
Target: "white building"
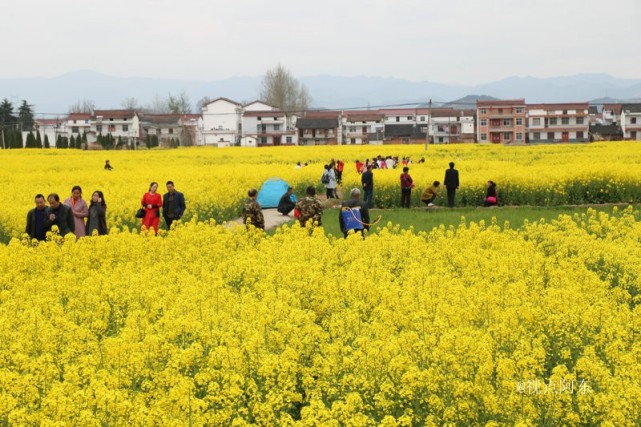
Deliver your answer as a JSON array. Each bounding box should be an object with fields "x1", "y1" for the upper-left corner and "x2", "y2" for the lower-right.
[
  {"x1": 341, "y1": 111, "x2": 384, "y2": 145},
  {"x1": 620, "y1": 104, "x2": 641, "y2": 140},
  {"x1": 241, "y1": 110, "x2": 297, "y2": 146},
  {"x1": 201, "y1": 98, "x2": 243, "y2": 147}
]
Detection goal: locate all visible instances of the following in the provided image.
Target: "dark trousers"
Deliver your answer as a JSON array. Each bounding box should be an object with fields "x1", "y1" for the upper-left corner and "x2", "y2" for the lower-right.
[
  {"x1": 401, "y1": 188, "x2": 412, "y2": 208},
  {"x1": 363, "y1": 188, "x2": 373, "y2": 208},
  {"x1": 326, "y1": 188, "x2": 336, "y2": 199},
  {"x1": 164, "y1": 216, "x2": 175, "y2": 230},
  {"x1": 446, "y1": 188, "x2": 456, "y2": 207},
  {"x1": 422, "y1": 195, "x2": 436, "y2": 205}
]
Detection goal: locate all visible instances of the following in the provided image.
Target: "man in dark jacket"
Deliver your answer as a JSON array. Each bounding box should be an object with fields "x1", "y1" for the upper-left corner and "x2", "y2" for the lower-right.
[
  {"x1": 47, "y1": 193, "x2": 75, "y2": 236},
  {"x1": 361, "y1": 165, "x2": 374, "y2": 208},
  {"x1": 277, "y1": 187, "x2": 296, "y2": 215},
  {"x1": 339, "y1": 188, "x2": 370, "y2": 238},
  {"x1": 163, "y1": 181, "x2": 186, "y2": 230},
  {"x1": 444, "y1": 162, "x2": 460, "y2": 208},
  {"x1": 26, "y1": 194, "x2": 52, "y2": 241}
]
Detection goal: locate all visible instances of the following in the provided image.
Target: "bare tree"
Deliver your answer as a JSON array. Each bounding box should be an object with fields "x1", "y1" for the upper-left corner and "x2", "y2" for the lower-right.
[
  {"x1": 259, "y1": 64, "x2": 311, "y2": 113},
  {"x1": 196, "y1": 96, "x2": 213, "y2": 112},
  {"x1": 67, "y1": 99, "x2": 96, "y2": 114},
  {"x1": 145, "y1": 92, "x2": 191, "y2": 114},
  {"x1": 121, "y1": 97, "x2": 140, "y2": 110}
]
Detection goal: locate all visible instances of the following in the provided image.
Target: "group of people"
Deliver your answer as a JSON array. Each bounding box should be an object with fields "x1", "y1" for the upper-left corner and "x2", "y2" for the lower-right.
[
  {"x1": 26, "y1": 187, "x2": 108, "y2": 241},
  {"x1": 26, "y1": 180, "x2": 186, "y2": 241}
]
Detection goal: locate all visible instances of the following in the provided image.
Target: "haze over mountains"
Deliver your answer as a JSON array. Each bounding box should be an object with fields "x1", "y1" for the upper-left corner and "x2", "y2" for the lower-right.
[{"x1": 1, "y1": 70, "x2": 640, "y2": 115}]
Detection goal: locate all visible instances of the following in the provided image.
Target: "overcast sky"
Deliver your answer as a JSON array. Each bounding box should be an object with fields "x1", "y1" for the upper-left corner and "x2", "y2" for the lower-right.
[{"x1": 2, "y1": 0, "x2": 639, "y2": 84}]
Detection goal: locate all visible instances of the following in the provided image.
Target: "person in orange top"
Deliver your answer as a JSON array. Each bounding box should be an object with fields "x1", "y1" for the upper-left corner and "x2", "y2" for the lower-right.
[
  {"x1": 64, "y1": 185, "x2": 89, "y2": 238},
  {"x1": 141, "y1": 182, "x2": 162, "y2": 234}
]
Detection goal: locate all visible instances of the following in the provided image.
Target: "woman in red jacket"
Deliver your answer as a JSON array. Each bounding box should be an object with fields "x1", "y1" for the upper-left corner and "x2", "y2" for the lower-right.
[{"x1": 141, "y1": 182, "x2": 162, "y2": 234}]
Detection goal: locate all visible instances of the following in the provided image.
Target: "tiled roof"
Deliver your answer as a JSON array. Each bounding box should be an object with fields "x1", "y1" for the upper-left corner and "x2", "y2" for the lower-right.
[
  {"x1": 67, "y1": 113, "x2": 92, "y2": 120},
  {"x1": 205, "y1": 97, "x2": 242, "y2": 107},
  {"x1": 603, "y1": 104, "x2": 623, "y2": 114},
  {"x1": 345, "y1": 113, "x2": 384, "y2": 122},
  {"x1": 477, "y1": 99, "x2": 526, "y2": 106},
  {"x1": 243, "y1": 111, "x2": 286, "y2": 118},
  {"x1": 621, "y1": 103, "x2": 641, "y2": 113},
  {"x1": 296, "y1": 118, "x2": 338, "y2": 129},
  {"x1": 384, "y1": 124, "x2": 426, "y2": 138},
  {"x1": 589, "y1": 124, "x2": 623, "y2": 136},
  {"x1": 527, "y1": 103, "x2": 589, "y2": 110},
  {"x1": 93, "y1": 109, "x2": 137, "y2": 119}
]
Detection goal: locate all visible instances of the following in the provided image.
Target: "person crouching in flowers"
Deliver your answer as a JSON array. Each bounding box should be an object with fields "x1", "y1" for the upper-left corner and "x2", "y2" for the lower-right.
[
  {"x1": 484, "y1": 180, "x2": 498, "y2": 207},
  {"x1": 86, "y1": 191, "x2": 108, "y2": 236},
  {"x1": 64, "y1": 185, "x2": 89, "y2": 239},
  {"x1": 242, "y1": 189, "x2": 265, "y2": 230},
  {"x1": 141, "y1": 182, "x2": 162, "y2": 234}
]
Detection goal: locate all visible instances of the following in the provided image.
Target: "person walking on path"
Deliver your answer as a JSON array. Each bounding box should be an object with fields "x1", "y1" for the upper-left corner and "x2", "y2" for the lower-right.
[
  {"x1": 400, "y1": 166, "x2": 414, "y2": 208},
  {"x1": 141, "y1": 182, "x2": 162, "y2": 234},
  {"x1": 444, "y1": 162, "x2": 460, "y2": 208},
  {"x1": 86, "y1": 191, "x2": 108, "y2": 236},
  {"x1": 64, "y1": 185, "x2": 89, "y2": 238},
  {"x1": 242, "y1": 188, "x2": 265, "y2": 230},
  {"x1": 162, "y1": 181, "x2": 186, "y2": 230},
  {"x1": 361, "y1": 164, "x2": 374, "y2": 208}
]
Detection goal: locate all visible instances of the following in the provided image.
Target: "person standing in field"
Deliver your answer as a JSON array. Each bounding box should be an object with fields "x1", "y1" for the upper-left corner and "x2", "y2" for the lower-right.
[
  {"x1": 336, "y1": 160, "x2": 345, "y2": 184},
  {"x1": 26, "y1": 194, "x2": 52, "y2": 241},
  {"x1": 64, "y1": 185, "x2": 89, "y2": 238},
  {"x1": 141, "y1": 182, "x2": 162, "y2": 234},
  {"x1": 295, "y1": 186, "x2": 323, "y2": 227},
  {"x1": 162, "y1": 181, "x2": 186, "y2": 230},
  {"x1": 86, "y1": 191, "x2": 108, "y2": 236},
  {"x1": 361, "y1": 164, "x2": 374, "y2": 208},
  {"x1": 484, "y1": 180, "x2": 498, "y2": 207},
  {"x1": 48, "y1": 193, "x2": 75, "y2": 236},
  {"x1": 242, "y1": 188, "x2": 265, "y2": 230},
  {"x1": 421, "y1": 181, "x2": 442, "y2": 207},
  {"x1": 444, "y1": 162, "x2": 460, "y2": 208},
  {"x1": 322, "y1": 164, "x2": 337, "y2": 199},
  {"x1": 400, "y1": 166, "x2": 414, "y2": 208}
]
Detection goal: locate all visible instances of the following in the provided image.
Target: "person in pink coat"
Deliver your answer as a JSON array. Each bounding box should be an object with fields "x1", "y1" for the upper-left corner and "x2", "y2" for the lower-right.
[
  {"x1": 64, "y1": 185, "x2": 89, "y2": 238},
  {"x1": 141, "y1": 182, "x2": 162, "y2": 234}
]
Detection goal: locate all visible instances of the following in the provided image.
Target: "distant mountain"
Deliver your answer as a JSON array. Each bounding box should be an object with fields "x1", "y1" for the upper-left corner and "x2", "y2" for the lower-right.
[
  {"x1": 441, "y1": 95, "x2": 499, "y2": 109},
  {"x1": 0, "y1": 71, "x2": 640, "y2": 115},
  {"x1": 589, "y1": 96, "x2": 641, "y2": 104}
]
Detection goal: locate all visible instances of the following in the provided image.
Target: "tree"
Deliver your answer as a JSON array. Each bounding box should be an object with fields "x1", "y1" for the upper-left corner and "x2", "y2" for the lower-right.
[
  {"x1": 146, "y1": 92, "x2": 192, "y2": 114},
  {"x1": 44, "y1": 134, "x2": 50, "y2": 149},
  {"x1": 121, "y1": 97, "x2": 140, "y2": 110},
  {"x1": 13, "y1": 129, "x2": 23, "y2": 148},
  {"x1": 196, "y1": 96, "x2": 213, "y2": 112},
  {"x1": 69, "y1": 135, "x2": 75, "y2": 149},
  {"x1": 56, "y1": 134, "x2": 62, "y2": 149},
  {"x1": 67, "y1": 99, "x2": 95, "y2": 114},
  {"x1": 36, "y1": 131, "x2": 43, "y2": 148},
  {"x1": 25, "y1": 132, "x2": 35, "y2": 148},
  {"x1": 259, "y1": 64, "x2": 311, "y2": 113},
  {"x1": 0, "y1": 99, "x2": 16, "y2": 128},
  {"x1": 18, "y1": 100, "x2": 34, "y2": 131},
  {"x1": 180, "y1": 127, "x2": 193, "y2": 147}
]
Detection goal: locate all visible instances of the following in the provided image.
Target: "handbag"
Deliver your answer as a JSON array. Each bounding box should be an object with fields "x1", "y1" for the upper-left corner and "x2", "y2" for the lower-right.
[{"x1": 135, "y1": 208, "x2": 146, "y2": 219}]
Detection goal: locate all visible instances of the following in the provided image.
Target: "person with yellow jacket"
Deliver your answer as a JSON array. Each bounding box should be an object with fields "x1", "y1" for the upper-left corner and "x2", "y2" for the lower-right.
[{"x1": 421, "y1": 181, "x2": 442, "y2": 207}]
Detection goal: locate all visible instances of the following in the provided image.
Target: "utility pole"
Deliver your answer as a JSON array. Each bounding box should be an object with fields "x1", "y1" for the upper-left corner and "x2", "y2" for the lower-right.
[{"x1": 425, "y1": 99, "x2": 432, "y2": 150}]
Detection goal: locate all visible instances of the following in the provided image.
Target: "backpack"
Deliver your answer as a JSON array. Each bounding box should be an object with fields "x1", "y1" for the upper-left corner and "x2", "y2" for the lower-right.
[
  {"x1": 321, "y1": 171, "x2": 330, "y2": 184},
  {"x1": 341, "y1": 206, "x2": 364, "y2": 231}
]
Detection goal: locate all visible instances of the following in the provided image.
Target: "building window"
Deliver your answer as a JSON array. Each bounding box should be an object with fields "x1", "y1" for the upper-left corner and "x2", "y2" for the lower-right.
[
  {"x1": 109, "y1": 125, "x2": 116, "y2": 132},
  {"x1": 480, "y1": 109, "x2": 487, "y2": 114},
  {"x1": 96, "y1": 125, "x2": 102, "y2": 133},
  {"x1": 547, "y1": 132, "x2": 554, "y2": 140},
  {"x1": 516, "y1": 132, "x2": 523, "y2": 140},
  {"x1": 274, "y1": 124, "x2": 280, "y2": 131},
  {"x1": 549, "y1": 118, "x2": 558, "y2": 125},
  {"x1": 71, "y1": 126, "x2": 79, "y2": 133},
  {"x1": 576, "y1": 117, "x2": 585, "y2": 125},
  {"x1": 533, "y1": 132, "x2": 540, "y2": 139},
  {"x1": 561, "y1": 118, "x2": 569, "y2": 125},
  {"x1": 168, "y1": 128, "x2": 173, "y2": 134},
  {"x1": 503, "y1": 119, "x2": 511, "y2": 126},
  {"x1": 577, "y1": 131, "x2": 584, "y2": 139},
  {"x1": 631, "y1": 131, "x2": 637, "y2": 139},
  {"x1": 480, "y1": 119, "x2": 487, "y2": 126},
  {"x1": 124, "y1": 118, "x2": 127, "y2": 121},
  {"x1": 498, "y1": 108, "x2": 503, "y2": 114},
  {"x1": 533, "y1": 118, "x2": 541, "y2": 126},
  {"x1": 407, "y1": 116, "x2": 413, "y2": 120},
  {"x1": 480, "y1": 133, "x2": 487, "y2": 141},
  {"x1": 274, "y1": 117, "x2": 278, "y2": 121},
  {"x1": 503, "y1": 132, "x2": 511, "y2": 140},
  {"x1": 516, "y1": 118, "x2": 523, "y2": 125},
  {"x1": 350, "y1": 138, "x2": 356, "y2": 144},
  {"x1": 349, "y1": 126, "x2": 356, "y2": 132},
  {"x1": 261, "y1": 137, "x2": 267, "y2": 144},
  {"x1": 516, "y1": 107, "x2": 523, "y2": 113},
  {"x1": 257, "y1": 117, "x2": 261, "y2": 121},
  {"x1": 122, "y1": 124, "x2": 129, "y2": 132},
  {"x1": 286, "y1": 136, "x2": 292, "y2": 143},
  {"x1": 420, "y1": 116, "x2": 425, "y2": 122},
  {"x1": 396, "y1": 117, "x2": 400, "y2": 122},
  {"x1": 73, "y1": 120, "x2": 77, "y2": 124},
  {"x1": 632, "y1": 117, "x2": 637, "y2": 124}
]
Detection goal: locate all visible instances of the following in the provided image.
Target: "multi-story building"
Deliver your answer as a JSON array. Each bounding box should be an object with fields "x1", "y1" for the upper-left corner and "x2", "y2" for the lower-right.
[
  {"x1": 241, "y1": 110, "x2": 297, "y2": 146},
  {"x1": 65, "y1": 113, "x2": 92, "y2": 137},
  {"x1": 429, "y1": 108, "x2": 476, "y2": 143},
  {"x1": 141, "y1": 114, "x2": 202, "y2": 146},
  {"x1": 201, "y1": 97, "x2": 243, "y2": 146},
  {"x1": 527, "y1": 103, "x2": 589, "y2": 143},
  {"x1": 91, "y1": 110, "x2": 141, "y2": 145},
  {"x1": 602, "y1": 104, "x2": 622, "y2": 125},
  {"x1": 620, "y1": 104, "x2": 641, "y2": 140},
  {"x1": 380, "y1": 108, "x2": 425, "y2": 144},
  {"x1": 341, "y1": 111, "x2": 384, "y2": 145},
  {"x1": 296, "y1": 111, "x2": 340, "y2": 145},
  {"x1": 477, "y1": 100, "x2": 526, "y2": 144}
]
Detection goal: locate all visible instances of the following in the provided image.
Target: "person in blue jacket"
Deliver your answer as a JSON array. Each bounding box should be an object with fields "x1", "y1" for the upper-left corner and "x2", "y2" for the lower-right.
[{"x1": 162, "y1": 181, "x2": 186, "y2": 230}]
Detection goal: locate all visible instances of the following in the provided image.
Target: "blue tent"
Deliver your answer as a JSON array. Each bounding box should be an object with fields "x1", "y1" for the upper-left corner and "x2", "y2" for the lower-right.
[{"x1": 257, "y1": 177, "x2": 297, "y2": 208}]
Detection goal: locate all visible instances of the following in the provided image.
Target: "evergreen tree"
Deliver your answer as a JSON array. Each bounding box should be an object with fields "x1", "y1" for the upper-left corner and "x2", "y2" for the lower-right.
[
  {"x1": 25, "y1": 132, "x2": 35, "y2": 148},
  {"x1": 44, "y1": 134, "x2": 50, "y2": 149},
  {"x1": 0, "y1": 99, "x2": 16, "y2": 128},
  {"x1": 69, "y1": 135, "x2": 76, "y2": 149},
  {"x1": 36, "y1": 131, "x2": 43, "y2": 148},
  {"x1": 18, "y1": 100, "x2": 35, "y2": 131},
  {"x1": 82, "y1": 132, "x2": 87, "y2": 149},
  {"x1": 13, "y1": 129, "x2": 23, "y2": 148},
  {"x1": 152, "y1": 134, "x2": 159, "y2": 148},
  {"x1": 145, "y1": 134, "x2": 152, "y2": 149},
  {"x1": 56, "y1": 134, "x2": 62, "y2": 149}
]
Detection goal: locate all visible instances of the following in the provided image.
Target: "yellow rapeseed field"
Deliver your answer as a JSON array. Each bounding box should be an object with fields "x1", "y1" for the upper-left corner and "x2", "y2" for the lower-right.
[{"x1": 0, "y1": 143, "x2": 640, "y2": 425}]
